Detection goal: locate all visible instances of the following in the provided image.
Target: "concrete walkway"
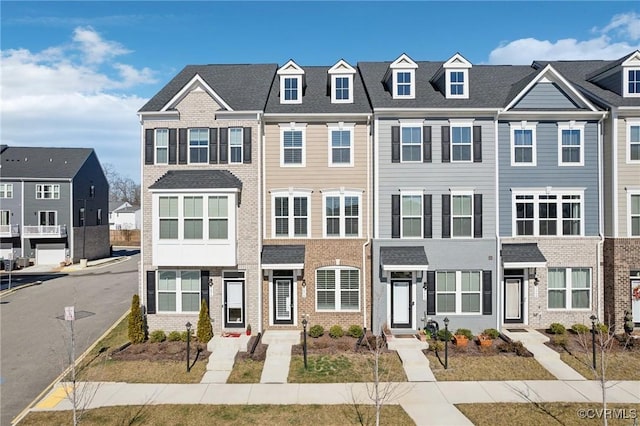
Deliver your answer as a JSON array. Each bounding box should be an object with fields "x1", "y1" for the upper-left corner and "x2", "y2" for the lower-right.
[
  {"x1": 201, "y1": 334, "x2": 250, "y2": 384},
  {"x1": 502, "y1": 328, "x2": 586, "y2": 380},
  {"x1": 260, "y1": 330, "x2": 300, "y2": 383},
  {"x1": 387, "y1": 337, "x2": 435, "y2": 382}
]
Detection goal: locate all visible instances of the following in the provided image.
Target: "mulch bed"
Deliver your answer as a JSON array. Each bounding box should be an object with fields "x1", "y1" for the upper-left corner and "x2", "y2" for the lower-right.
[
  {"x1": 539, "y1": 329, "x2": 640, "y2": 355},
  {"x1": 291, "y1": 332, "x2": 390, "y2": 356},
  {"x1": 423, "y1": 334, "x2": 533, "y2": 358},
  {"x1": 110, "y1": 341, "x2": 211, "y2": 362},
  {"x1": 235, "y1": 335, "x2": 268, "y2": 362}
]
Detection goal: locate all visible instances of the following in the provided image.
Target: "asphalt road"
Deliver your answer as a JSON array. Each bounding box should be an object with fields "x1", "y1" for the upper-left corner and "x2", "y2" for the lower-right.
[{"x1": 0, "y1": 250, "x2": 139, "y2": 425}]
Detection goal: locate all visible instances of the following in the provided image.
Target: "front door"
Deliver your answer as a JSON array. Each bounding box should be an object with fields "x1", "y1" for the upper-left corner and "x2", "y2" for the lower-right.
[
  {"x1": 631, "y1": 274, "x2": 640, "y2": 326},
  {"x1": 224, "y1": 280, "x2": 245, "y2": 328},
  {"x1": 391, "y1": 280, "x2": 411, "y2": 328},
  {"x1": 273, "y1": 278, "x2": 294, "y2": 325},
  {"x1": 504, "y1": 278, "x2": 523, "y2": 323}
]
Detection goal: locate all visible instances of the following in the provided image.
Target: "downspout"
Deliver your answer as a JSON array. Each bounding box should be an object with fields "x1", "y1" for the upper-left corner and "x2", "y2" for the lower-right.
[
  {"x1": 138, "y1": 115, "x2": 145, "y2": 304},
  {"x1": 69, "y1": 180, "x2": 74, "y2": 263},
  {"x1": 20, "y1": 180, "x2": 25, "y2": 258},
  {"x1": 362, "y1": 114, "x2": 372, "y2": 329},
  {"x1": 597, "y1": 116, "x2": 605, "y2": 321},
  {"x1": 258, "y1": 113, "x2": 264, "y2": 333},
  {"x1": 494, "y1": 114, "x2": 502, "y2": 330}
]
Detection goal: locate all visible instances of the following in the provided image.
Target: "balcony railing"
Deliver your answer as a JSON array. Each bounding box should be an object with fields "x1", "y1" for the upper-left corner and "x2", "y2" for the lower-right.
[
  {"x1": 22, "y1": 225, "x2": 67, "y2": 238},
  {"x1": 0, "y1": 224, "x2": 20, "y2": 237}
]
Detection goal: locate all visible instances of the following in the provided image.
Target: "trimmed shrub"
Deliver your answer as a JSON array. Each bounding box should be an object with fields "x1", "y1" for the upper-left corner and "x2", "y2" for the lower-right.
[
  {"x1": 437, "y1": 328, "x2": 453, "y2": 342},
  {"x1": 429, "y1": 340, "x2": 444, "y2": 352},
  {"x1": 167, "y1": 331, "x2": 182, "y2": 342},
  {"x1": 549, "y1": 322, "x2": 566, "y2": 335},
  {"x1": 149, "y1": 330, "x2": 166, "y2": 343},
  {"x1": 180, "y1": 331, "x2": 192, "y2": 342},
  {"x1": 596, "y1": 323, "x2": 609, "y2": 334},
  {"x1": 196, "y1": 299, "x2": 213, "y2": 343},
  {"x1": 454, "y1": 328, "x2": 474, "y2": 339},
  {"x1": 329, "y1": 325, "x2": 344, "y2": 339},
  {"x1": 127, "y1": 294, "x2": 146, "y2": 344},
  {"x1": 482, "y1": 328, "x2": 500, "y2": 339},
  {"x1": 309, "y1": 325, "x2": 324, "y2": 338},
  {"x1": 571, "y1": 323, "x2": 590, "y2": 334},
  {"x1": 347, "y1": 324, "x2": 364, "y2": 338}
]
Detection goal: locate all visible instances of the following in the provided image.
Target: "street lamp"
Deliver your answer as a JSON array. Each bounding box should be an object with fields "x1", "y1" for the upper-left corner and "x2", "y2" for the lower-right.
[
  {"x1": 186, "y1": 321, "x2": 192, "y2": 373},
  {"x1": 590, "y1": 314, "x2": 597, "y2": 370},
  {"x1": 443, "y1": 317, "x2": 450, "y2": 370},
  {"x1": 302, "y1": 316, "x2": 308, "y2": 370}
]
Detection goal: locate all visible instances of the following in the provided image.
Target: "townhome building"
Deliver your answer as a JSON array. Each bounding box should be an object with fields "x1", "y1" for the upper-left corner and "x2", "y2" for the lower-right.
[
  {"x1": 0, "y1": 145, "x2": 109, "y2": 266},
  {"x1": 138, "y1": 64, "x2": 276, "y2": 332},
  {"x1": 359, "y1": 54, "x2": 500, "y2": 335},
  {"x1": 261, "y1": 60, "x2": 372, "y2": 331}
]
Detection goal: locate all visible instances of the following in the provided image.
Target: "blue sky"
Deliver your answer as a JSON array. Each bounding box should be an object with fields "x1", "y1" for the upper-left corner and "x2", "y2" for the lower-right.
[{"x1": 2, "y1": 1, "x2": 640, "y2": 183}]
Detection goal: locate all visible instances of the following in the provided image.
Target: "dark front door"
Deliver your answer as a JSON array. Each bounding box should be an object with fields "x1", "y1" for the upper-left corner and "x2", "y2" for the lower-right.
[
  {"x1": 391, "y1": 280, "x2": 412, "y2": 328},
  {"x1": 224, "y1": 280, "x2": 245, "y2": 328},
  {"x1": 504, "y1": 277, "x2": 524, "y2": 324},
  {"x1": 273, "y1": 278, "x2": 294, "y2": 325}
]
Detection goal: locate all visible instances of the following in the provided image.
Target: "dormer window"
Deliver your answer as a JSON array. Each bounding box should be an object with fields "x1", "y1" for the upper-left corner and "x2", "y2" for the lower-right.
[
  {"x1": 386, "y1": 54, "x2": 418, "y2": 100},
  {"x1": 277, "y1": 60, "x2": 305, "y2": 104},
  {"x1": 622, "y1": 52, "x2": 640, "y2": 98},
  {"x1": 328, "y1": 60, "x2": 356, "y2": 104},
  {"x1": 335, "y1": 77, "x2": 350, "y2": 100},
  {"x1": 396, "y1": 71, "x2": 412, "y2": 97},
  {"x1": 449, "y1": 71, "x2": 465, "y2": 96},
  {"x1": 284, "y1": 77, "x2": 300, "y2": 101},
  {"x1": 442, "y1": 53, "x2": 472, "y2": 99},
  {"x1": 627, "y1": 69, "x2": 640, "y2": 96}
]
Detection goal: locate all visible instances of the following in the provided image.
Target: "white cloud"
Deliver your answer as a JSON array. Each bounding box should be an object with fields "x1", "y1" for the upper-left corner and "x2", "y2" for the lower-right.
[
  {"x1": 489, "y1": 12, "x2": 640, "y2": 64},
  {"x1": 0, "y1": 27, "x2": 156, "y2": 181}
]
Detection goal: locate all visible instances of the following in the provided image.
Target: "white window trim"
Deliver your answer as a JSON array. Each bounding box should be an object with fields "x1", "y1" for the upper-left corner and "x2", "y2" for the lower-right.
[
  {"x1": 315, "y1": 266, "x2": 361, "y2": 312},
  {"x1": 188, "y1": 128, "x2": 209, "y2": 164},
  {"x1": 280, "y1": 75, "x2": 302, "y2": 104},
  {"x1": 623, "y1": 67, "x2": 640, "y2": 98},
  {"x1": 327, "y1": 123, "x2": 355, "y2": 167},
  {"x1": 435, "y1": 270, "x2": 482, "y2": 315},
  {"x1": 510, "y1": 121, "x2": 537, "y2": 166},
  {"x1": 557, "y1": 122, "x2": 585, "y2": 167},
  {"x1": 626, "y1": 120, "x2": 640, "y2": 163},
  {"x1": 547, "y1": 267, "x2": 592, "y2": 311},
  {"x1": 271, "y1": 190, "x2": 312, "y2": 238},
  {"x1": 628, "y1": 190, "x2": 640, "y2": 237},
  {"x1": 511, "y1": 188, "x2": 585, "y2": 237},
  {"x1": 38, "y1": 210, "x2": 57, "y2": 225},
  {"x1": 393, "y1": 69, "x2": 415, "y2": 99},
  {"x1": 451, "y1": 190, "x2": 474, "y2": 239},
  {"x1": 155, "y1": 128, "x2": 169, "y2": 165},
  {"x1": 322, "y1": 189, "x2": 362, "y2": 238},
  {"x1": 331, "y1": 75, "x2": 354, "y2": 104},
  {"x1": 400, "y1": 190, "x2": 423, "y2": 239},
  {"x1": 400, "y1": 123, "x2": 423, "y2": 163},
  {"x1": 450, "y1": 119, "x2": 474, "y2": 163},
  {"x1": 228, "y1": 127, "x2": 244, "y2": 164},
  {"x1": 0, "y1": 183, "x2": 13, "y2": 199},
  {"x1": 446, "y1": 69, "x2": 469, "y2": 99},
  {"x1": 36, "y1": 184, "x2": 60, "y2": 200},
  {"x1": 156, "y1": 270, "x2": 201, "y2": 313},
  {"x1": 279, "y1": 123, "x2": 307, "y2": 167}
]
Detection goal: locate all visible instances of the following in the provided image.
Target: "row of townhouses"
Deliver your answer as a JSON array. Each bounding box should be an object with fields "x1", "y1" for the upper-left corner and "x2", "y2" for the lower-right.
[{"x1": 138, "y1": 51, "x2": 640, "y2": 336}]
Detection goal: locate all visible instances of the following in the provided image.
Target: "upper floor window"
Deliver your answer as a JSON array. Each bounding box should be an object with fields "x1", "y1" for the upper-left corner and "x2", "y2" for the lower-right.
[
  {"x1": 79, "y1": 207, "x2": 85, "y2": 227},
  {"x1": 0, "y1": 210, "x2": 9, "y2": 226},
  {"x1": 449, "y1": 71, "x2": 465, "y2": 95},
  {"x1": 159, "y1": 196, "x2": 179, "y2": 239},
  {"x1": 401, "y1": 126, "x2": 422, "y2": 162},
  {"x1": 510, "y1": 122, "x2": 537, "y2": 166},
  {"x1": 627, "y1": 69, "x2": 640, "y2": 96},
  {"x1": 628, "y1": 123, "x2": 640, "y2": 162},
  {"x1": 158, "y1": 194, "x2": 231, "y2": 241},
  {"x1": 188, "y1": 128, "x2": 208, "y2": 164},
  {"x1": 0, "y1": 183, "x2": 13, "y2": 199},
  {"x1": 558, "y1": 122, "x2": 585, "y2": 166},
  {"x1": 157, "y1": 270, "x2": 200, "y2": 313},
  {"x1": 39, "y1": 210, "x2": 57, "y2": 226},
  {"x1": 208, "y1": 196, "x2": 228, "y2": 239},
  {"x1": 629, "y1": 193, "x2": 640, "y2": 237},
  {"x1": 284, "y1": 77, "x2": 299, "y2": 101},
  {"x1": 451, "y1": 126, "x2": 472, "y2": 162},
  {"x1": 36, "y1": 184, "x2": 60, "y2": 199},
  {"x1": 513, "y1": 190, "x2": 583, "y2": 237},
  {"x1": 334, "y1": 77, "x2": 350, "y2": 101},
  {"x1": 323, "y1": 191, "x2": 361, "y2": 238},
  {"x1": 396, "y1": 71, "x2": 412, "y2": 97},
  {"x1": 280, "y1": 124, "x2": 306, "y2": 166},
  {"x1": 229, "y1": 128, "x2": 243, "y2": 164},
  {"x1": 328, "y1": 60, "x2": 356, "y2": 104},
  {"x1": 548, "y1": 268, "x2": 591, "y2": 310},
  {"x1": 277, "y1": 60, "x2": 304, "y2": 104},
  {"x1": 316, "y1": 267, "x2": 360, "y2": 311},
  {"x1": 436, "y1": 270, "x2": 481, "y2": 314},
  {"x1": 272, "y1": 192, "x2": 309, "y2": 238},
  {"x1": 389, "y1": 54, "x2": 417, "y2": 100},
  {"x1": 401, "y1": 193, "x2": 422, "y2": 238},
  {"x1": 452, "y1": 193, "x2": 473, "y2": 238},
  {"x1": 183, "y1": 196, "x2": 203, "y2": 239},
  {"x1": 155, "y1": 129, "x2": 169, "y2": 164},
  {"x1": 443, "y1": 53, "x2": 471, "y2": 99},
  {"x1": 329, "y1": 125, "x2": 354, "y2": 166}
]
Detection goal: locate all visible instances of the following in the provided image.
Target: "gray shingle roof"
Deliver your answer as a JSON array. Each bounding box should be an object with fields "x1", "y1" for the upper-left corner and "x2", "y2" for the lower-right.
[
  {"x1": 139, "y1": 64, "x2": 278, "y2": 112},
  {"x1": 502, "y1": 243, "x2": 547, "y2": 264},
  {"x1": 380, "y1": 246, "x2": 429, "y2": 267},
  {"x1": 262, "y1": 245, "x2": 305, "y2": 265},
  {"x1": 264, "y1": 65, "x2": 371, "y2": 114},
  {"x1": 149, "y1": 170, "x2": 242, "y2": 190},
  {"x1": 0, "y1": 146, "x2": 94, "y2": 179}
]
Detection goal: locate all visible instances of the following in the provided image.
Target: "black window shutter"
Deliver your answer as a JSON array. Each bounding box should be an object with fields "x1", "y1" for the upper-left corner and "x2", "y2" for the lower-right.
[
  {"x1": 473, "y1": 126, "x2": 482, "y2": 163},
  {"x1": 423, "y1": 126, "x2": 432, "y2": 163},
  {"x1": 423, "y1": 194, "x2": 432, "y2": 238},
  {"x1": 391, "y1": 194, "x2": 400, "y2": 238},
  {"x1": 243, "y1": 127, "x2": 252, "y2": 164},
  {"x1": 178, "y1": 129, "x2": 188, "y2": 164},
  {"x1": 474, "y1": 194, "x2": 483, "y2": 238},
  {"x1": 441, "y1": 126, "x2": 450, "y2": 163},
  {"x1": 169, "y1": 129, "x2": 177, "y2": 164},
  {"x1": 209, "y1": 128, "x2": 218, "y2": 164},
  {"x1": 200, "y1": 270, "x2": 210, "y2": 312},
  {"x1": 146, "y1": 270, "x2": 156, "y2": 314},
  {"x1": 482, "y1": 270, "x2": 492, "y2": 315},
  {"x1": 144, "y1": 129, "x2": 154, "y2": 165},
  {"x1": 442, "y1": 194, "x2": 451, "y2": 238},
  {"x1": 426, "y1": 271, "x2": 436, "y2": 315},
  {"x1": 391, "y1": 126, "x2": 400, "y2": 163},
  {"x1": 219, "y1": 127, "x2": 228, "y2": 164}
]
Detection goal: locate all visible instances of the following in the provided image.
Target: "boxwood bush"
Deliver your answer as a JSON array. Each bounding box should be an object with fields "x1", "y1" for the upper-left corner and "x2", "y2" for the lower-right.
[
  {"x1": 309, "y1": 324, "x2": 324, "y2": 338},
  {"x1": 149, "y1": 330, "x2": 166, "y2": 343},
  {"x1": 347, "y1": 324, "x2": 364, "y2": 338},
  {"x1": 571, "y1": 323, "x2": 590, "y2": 334},
  {"x1": 549, "y1": 322, "x2": 566, "y2": 335},
  {"x1": 167, "y1": 331, "x2": 182, "y2": 342},
  {"x1": 482, "y1": 328, "x2": 500, "y2": 339},
  {"x1": 329, "y1": 325, "x2": 344, "y2": 338}
]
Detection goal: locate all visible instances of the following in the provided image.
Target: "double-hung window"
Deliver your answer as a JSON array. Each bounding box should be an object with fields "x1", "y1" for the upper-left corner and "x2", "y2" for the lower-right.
[
  {"x1": 208, "y1": 196, "x2": 228, "y2": 239},
  {"x1": 323, "y1": 191, "x2": 361, "y2": 237},
  {"x1": 562, "y1": 195, "x2": 581, "y2": 236},
  {"x1": 155, "y1": 129, "x2": 169, "y2": 164},
  {"x1": 627, "y1": 69, "x2": 640, "y2": 96},
  {"x1": 188, "y1": 128, "x2": 208, "y2": 163},
  {"x1": 538, "y1": 195, "x2": 557, "y2": 235},
  {"x1": 510, "y1": 122, "x2": 536, "y2": 165},
  {"x1": 159, "y1": 196, "x2": 179, "y2": 239},
  {"x1": 36, "y1": 184, "x2": 60, "y2": 199},
  {"x1": 183, "y1": 197, "x2": 203, "y2": 239},
  {"x1": 449, "y1": 71, "x2": 465, "y2": 96},
  {"x1": 512, "y1": 190, "x2": 583, "y2": 236},
  {"x1": 396, "y1": 71, "x2": 412, "y2": 97},
  {"x1": 335, "y1": 77, "x2": 349, "y2": 101},
  {"x1": 548, "y1": 268, "x2": 591, "y2": 310},
  {"x1": 329, "y1": 125, "x2": 353, "y2": 166},
  {"x1": 452, "y1": 193, "x2": 473, "y2": 237},
  {"x1": 0, "y1": 184, "x2": 13, "y2": 198},
  {"x1": 229, "y1": 128, "x2": 243, "y2": 163},
  {"x1": 401, "y1": 194, "x2": 422, "y2": 238},
  {"x1": 515, "y1": 195, "x2": 534, "y2": 236},
  {"x1": 283, "y1": 77, "x2": 299, "y2": 101},
  {"x1": 451, "y1": 126, "x2": 472, "y2": 161},
  {"x1": 631, "y1": 193, "x2": 640, "y2": 236},
  {"x1": 436, "y1": 271, "x2": 481, "y2": 314},
  {"x1": 272, "y1": 192, "x2": 310, "y2": 238},
  {"x1": 316, "y1": 267, "x2": 360, "y2": 311},
  {"x1": 280, "y1": 124, "x2": 305, "y2": 166},
  {"x1": 628, "y1": 122, "x2": 640, "y2": 162},
  {"x1": 558, "y1": 122, "x2": 584, "y2": 166},
  {"x1": 401, "y1": 126, "x2": 421, "y2": 162},
  {"x1": 157, "y1": 270, "x2": 200, "y2": 313}
]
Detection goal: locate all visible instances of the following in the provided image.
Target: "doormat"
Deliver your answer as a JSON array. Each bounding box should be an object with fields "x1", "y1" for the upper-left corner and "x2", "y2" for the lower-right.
[
  {"x1": 394, "y1": 334, "x2": 417, "y2": 338},
  {"x1": 506, "y1": 328, "x2": 528, "y2": 333},
  {"x1": 222, "y1": 332, "x2": 241, "y2": 338}
]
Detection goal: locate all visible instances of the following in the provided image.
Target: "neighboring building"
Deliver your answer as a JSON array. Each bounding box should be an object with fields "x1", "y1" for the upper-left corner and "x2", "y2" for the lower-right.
[
  {"x1": 261, "y1": 59, "x2": 372, "y2": 331},
  {"x1": 138, "y1": 64, "x2": 277, "y2": 332},
  {"x1": 109, "y1": 201, "x2": 141, "y2": 230},
  {"x1": 0, "y1": 145, "x2": 110, "y2": 265}
]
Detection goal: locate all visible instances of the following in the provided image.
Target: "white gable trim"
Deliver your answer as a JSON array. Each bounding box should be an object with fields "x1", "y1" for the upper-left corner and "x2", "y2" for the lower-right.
[
  {"x1": 277, "y1": 59, "x2": 305, "y2": 75},
  {"x1": 622, "y1": 51, "x2": 640, "y2": 98},
  {"x1": 621, "y1": 51, "x2": 640, "y2": 67},
  {"x1": 328, "y1": 59, "x2": 356, "y2": 75},
  {"x1": 443, "y1": 53, "x2": 472, "y2": 69},
  {"x1": 390, "y1": 53, "x2": 418, "y2": 69},
  {"x1": 161, "y1": 74, "x2": 232, "y2": 112}
]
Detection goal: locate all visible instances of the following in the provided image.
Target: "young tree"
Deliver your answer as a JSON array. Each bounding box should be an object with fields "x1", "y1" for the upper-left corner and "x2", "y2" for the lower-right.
[
  {"x1": 128, "y1": 294, "x2": 146, "y2": 344},
  {"x1": 197, "y1": 299, "x2": 213, "y2": 343}
]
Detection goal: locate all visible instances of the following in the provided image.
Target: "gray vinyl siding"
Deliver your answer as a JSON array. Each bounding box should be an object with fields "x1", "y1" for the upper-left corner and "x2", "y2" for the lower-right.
[
  {"x1": 72, "y1": 152, "x2": 109, "y2": 227},
  {"x1": 377, "y1": 118, "x2": 496, "y2": 239},
  {"x1": 23, "y1": 182, "x2": 72, "y2": 227},
  {"x1": 1, "y1": 180, "x2": 22, "y2": 228},
  {"x1": 498, "y1": 121, "x2": 600, "y2": 236},
  {"x1": 512, "y1": 83, "x2": 578, "y2": 109}
]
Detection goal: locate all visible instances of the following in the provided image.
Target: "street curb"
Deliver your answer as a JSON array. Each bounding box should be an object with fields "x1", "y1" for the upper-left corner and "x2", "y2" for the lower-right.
[
  {"x1": 11, "y1": 309, "x2": 131, "y2": 425},
  {"x1": 0, "y1": 280, "x2": 43, "y2": 299}
]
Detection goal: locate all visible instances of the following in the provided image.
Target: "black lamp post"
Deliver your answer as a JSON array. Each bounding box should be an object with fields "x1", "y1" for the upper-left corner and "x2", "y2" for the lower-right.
[
  {"x1": 590, "y1": 314, "x2": 597, "y2": 370},
  {"x1": 186, "y1": 321, "x2": 192, "y2": 372},
  {"x1": 443, "y1": 316, "x2": 450, "y2": 370},
  {"x1": 302, "y1": 316, "x2": 308, "y2": 370}
]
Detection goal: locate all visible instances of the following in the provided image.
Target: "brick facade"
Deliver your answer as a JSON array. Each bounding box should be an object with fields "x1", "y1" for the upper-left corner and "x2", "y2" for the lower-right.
[{"x1": 604, "y1": 238, "x2": 640, "y2": 331}]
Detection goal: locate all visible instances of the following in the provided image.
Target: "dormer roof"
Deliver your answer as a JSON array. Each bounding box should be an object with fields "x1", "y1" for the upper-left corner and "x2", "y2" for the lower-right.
[
  {"x1": 383, "y1": 53, "x2": 418, "y2": 81},
  {"x1": 328, "y1": 59, "x2": 356, "y2": 75},
  {"x1": 277, "y1": 59, "x2": 305, "y2": 76}
]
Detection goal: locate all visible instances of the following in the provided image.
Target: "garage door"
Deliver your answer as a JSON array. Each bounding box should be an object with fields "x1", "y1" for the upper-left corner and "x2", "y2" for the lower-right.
[{"x1": 36, "y1": 247, "x2": 66, "y2": 265}]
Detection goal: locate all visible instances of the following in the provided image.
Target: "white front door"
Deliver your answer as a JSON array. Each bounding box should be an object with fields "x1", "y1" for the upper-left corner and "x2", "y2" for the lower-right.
[
  {"x1": 391, "y1": 280, "x2": 411, "y2": 328},
  {"x1": 224, "y1": 280, "x2": 244, "y2": 328},
  {"x1": 274, "y1": 278, "x2": 293, "y2": 324},
  {"x1": 504, "y1": 278, "x2": 523, "y2": 322}
]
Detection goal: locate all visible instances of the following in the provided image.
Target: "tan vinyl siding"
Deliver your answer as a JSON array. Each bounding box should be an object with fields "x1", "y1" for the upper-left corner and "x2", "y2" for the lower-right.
[{"x1": 618, "y1": 117, "x2": 640, "y2": 236}]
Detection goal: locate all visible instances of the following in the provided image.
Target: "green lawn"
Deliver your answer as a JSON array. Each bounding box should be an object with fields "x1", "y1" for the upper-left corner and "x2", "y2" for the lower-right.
[{"x1": 288, "y1": 353, "x2": 407, "y2": 383}]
